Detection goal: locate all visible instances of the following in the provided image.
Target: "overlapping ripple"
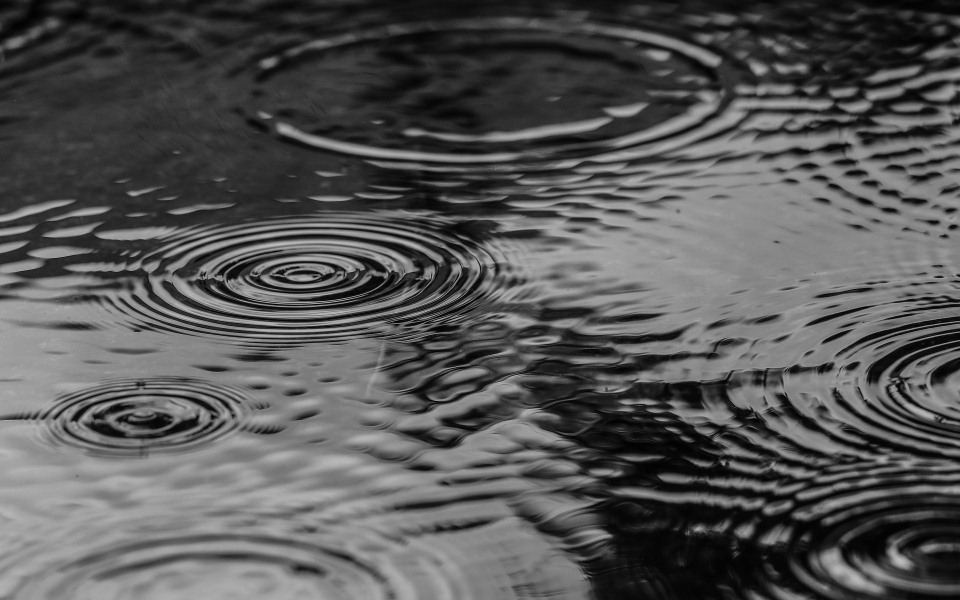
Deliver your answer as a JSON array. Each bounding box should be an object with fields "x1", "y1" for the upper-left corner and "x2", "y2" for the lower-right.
[
  {"x1": 737, "y1": 464, "x2": 960, "y2": 600},
  {"x1": 729, "y1": 4, "x2": 960, "y2": 238},
  {"x1": 249, "y1": 16, "x2": 738, "y2": 172},
  {"x1": 37, "y1": 378, "x2": 252, "y2": 457},
  {"x1": 714, "y1": 298, "x2": 960, "y2": 461},
  {"x1": 601, "y1": 464, "x2": 960, "y2": 600},
  {"x1": 832, "y1": 310, "x2": 960, "y2": 454},
  {"x1": 96, "y1": 213, "x2": 524, "y2": 347}
]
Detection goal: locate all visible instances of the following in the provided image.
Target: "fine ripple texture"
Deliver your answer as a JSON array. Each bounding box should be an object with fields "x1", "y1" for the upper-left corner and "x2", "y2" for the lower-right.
[
  {"x1": 0, "y1": 2, "x2": 70, "y2": 72},
  {"x1": 95, "y1": 213, "x2": 525, "y2": 347},
  {"x1": 720, "y1": 4, "x2": 960, "y2": 239},
  {"x1": 37, "y1": 378, "x2": 252, "y2": 457},
  {"x1": 249, "y1": 16, "x2": 737, "y2": 172}
]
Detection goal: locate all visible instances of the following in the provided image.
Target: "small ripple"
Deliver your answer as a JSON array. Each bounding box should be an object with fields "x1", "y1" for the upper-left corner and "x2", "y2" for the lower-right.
[
  {"x1": 94, "y1": 213, "x2": 526, "y2": 347},
  {"x1": 36, "y1": 378, "x2": 253, "y2": 457},
  {"x1": 248, "y1": 17, "x2": 738, "y2": 172}
]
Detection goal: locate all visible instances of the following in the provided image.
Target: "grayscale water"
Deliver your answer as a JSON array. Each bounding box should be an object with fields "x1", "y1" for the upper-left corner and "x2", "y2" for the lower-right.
[{"x1": 2, "y1": 0, "x2": 960, "y2": 597}]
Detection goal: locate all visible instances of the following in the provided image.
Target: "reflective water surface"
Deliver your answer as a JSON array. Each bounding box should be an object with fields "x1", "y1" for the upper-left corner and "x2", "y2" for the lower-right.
[{"x1": 3, "y1": 0, "x2": 960, "y2": 597}]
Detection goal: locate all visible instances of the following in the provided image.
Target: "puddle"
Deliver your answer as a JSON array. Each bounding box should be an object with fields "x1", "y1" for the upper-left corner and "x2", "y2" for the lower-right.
[{"x1": 2, "y1": 1, "x2": 960, "y2": 598}]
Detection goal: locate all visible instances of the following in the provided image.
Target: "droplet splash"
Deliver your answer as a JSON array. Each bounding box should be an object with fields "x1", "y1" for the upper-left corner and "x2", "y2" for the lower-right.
[
  {"x1": 38, "y1": 378, "x2": 252, "y2": 457},
  {"x1": 95, "y1": 213, "x2": 526, "y2": 347}
]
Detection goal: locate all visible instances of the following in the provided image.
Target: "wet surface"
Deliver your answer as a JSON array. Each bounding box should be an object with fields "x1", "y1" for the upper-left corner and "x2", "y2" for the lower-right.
[{"x1": 3, "y1": 0, "x2": 960, "y2": 598}]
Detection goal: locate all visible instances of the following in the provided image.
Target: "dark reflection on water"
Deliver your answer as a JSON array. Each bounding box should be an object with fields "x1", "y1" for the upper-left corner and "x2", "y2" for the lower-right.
[
  {"x1": 248, "y1": 16, "x2": 737, "y2": 171},
  {"x1": 3, "y1": 0, "x2": 960, "y2": 597}
]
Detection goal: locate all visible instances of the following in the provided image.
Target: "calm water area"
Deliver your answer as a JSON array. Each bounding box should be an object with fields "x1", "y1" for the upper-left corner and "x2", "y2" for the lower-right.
[{"x1": 3, "y1": 0, "x2": 960, "y2": 597}]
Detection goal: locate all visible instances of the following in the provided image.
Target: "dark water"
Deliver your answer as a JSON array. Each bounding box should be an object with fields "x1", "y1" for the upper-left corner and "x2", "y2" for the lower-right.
[{"x1": 2, "y1": 0, "x2": 960, "y2": 597}]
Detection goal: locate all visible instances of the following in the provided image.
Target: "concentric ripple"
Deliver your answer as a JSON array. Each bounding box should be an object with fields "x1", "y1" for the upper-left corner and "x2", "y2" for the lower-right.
[
  {"x1": 24, "y1": 535, "x2": 395, "y2": 600},
  {"x1": 98, "y1": 213, "x2": 523, "y2": 346},
  {"x1": 738, "y1": 466, "x2": 960, "y2": 600},
  {"x1": 3, "y1": 503, "x2": 589, "y2": 600},
  {"x1": 39, "y1": 378, "x2": 251, "y2": 457},
  {"x1": 775, "y1": 302, "x2": 960, "y2": 459},
  {"x1": 249, "y1": 17, "x2": 736, "y2": 171},
  {"x1": 837, "y1": 316, "x2": 960, "y2": 451}
]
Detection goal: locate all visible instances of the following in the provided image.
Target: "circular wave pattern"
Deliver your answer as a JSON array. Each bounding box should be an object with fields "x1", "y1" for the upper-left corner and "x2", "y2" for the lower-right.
[
  {"x1": 795, "y1": 505, "x2": 960, "y2": 599},
  {"x1": 6, "y1": 503, "x2": 589, "y2": 600},
  {"x1": 742, "y1": 469, "x2": 960, "y2": 600},
  {"x1": 41, "y1": 378, "x2": 250, "y2": 456},
  {"x1": 23, "y1": 534, "x2": 394, "y2": 600},
  {"x1": 704, "y1": 293, "x2": 960, "y2": 462},
  {"x1": 100, "y1": 214, "x2": 521, "y2": 346},
  {"x1": 250, "y1": 17, "x2": 734, "y2": 171},
  {"x1": 790, "y1": 305, "x2": 960, "y2": 458},
  {"x1": 842, "y1": 319, "x2": 960, "y2": 444}
]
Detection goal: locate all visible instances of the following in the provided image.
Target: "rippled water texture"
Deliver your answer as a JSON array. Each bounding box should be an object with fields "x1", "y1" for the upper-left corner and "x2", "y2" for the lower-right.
[
  {"x1": 4, "y1": 0, "x2": 960, "y2": 598},
  {"x1": 92, "y1": 212, "x2": 528, "y2": 347},
  {"x1": 32, "y1": 378, "x2": 256, "y2": 457}
]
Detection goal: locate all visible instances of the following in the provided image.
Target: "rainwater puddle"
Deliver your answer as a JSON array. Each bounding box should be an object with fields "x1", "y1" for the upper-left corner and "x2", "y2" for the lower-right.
[{"x1": 3, "y1": 0, "x2": 960, "y2": 598}]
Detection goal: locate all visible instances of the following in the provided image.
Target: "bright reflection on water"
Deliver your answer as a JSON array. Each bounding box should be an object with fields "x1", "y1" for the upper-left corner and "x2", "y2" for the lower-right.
[{"x1": 2, "y1": 0, "x2": 960, "y2": 598}]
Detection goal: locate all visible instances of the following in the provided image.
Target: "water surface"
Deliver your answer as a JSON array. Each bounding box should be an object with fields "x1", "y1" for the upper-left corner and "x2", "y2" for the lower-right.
[{"x1": 3, "y1": 0, "x2": 960, "y2": 598}]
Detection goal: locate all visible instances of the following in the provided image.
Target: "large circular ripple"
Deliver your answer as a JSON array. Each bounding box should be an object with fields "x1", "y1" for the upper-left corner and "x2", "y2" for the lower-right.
[
  {"x1": 740, "y1": 466, "x2": 960, "y2": 600},
  {"x1": 249, "y1": 17, "x2": 736, "y2": 171},
  {"x1": 3, "y1": 505, "x2": 588, "y2": 600},
  {"x1": 23, "y1": 535, "x2": 395, "y2": 599},
  {"x1": 39, "y1": 378, "x2": 251, "y2": 457},
  {"x1": 99, "y1": 213, "x2": 524, "y2": 346}
]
